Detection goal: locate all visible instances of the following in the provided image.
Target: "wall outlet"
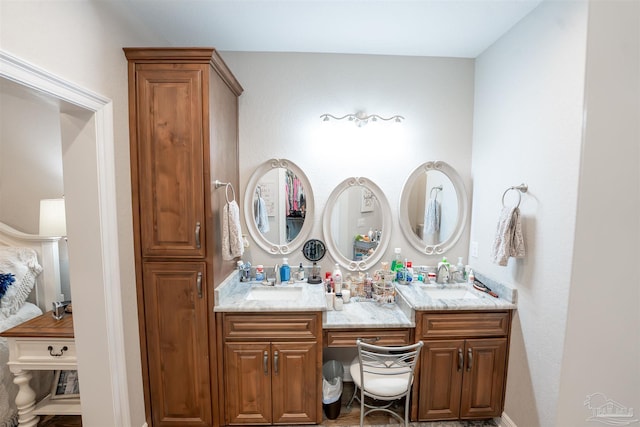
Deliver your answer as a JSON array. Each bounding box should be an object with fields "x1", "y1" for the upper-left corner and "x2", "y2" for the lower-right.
[
  {"x1": 470, "y1": 241, "x2": 479, "y2": 258},
  {"x1": 356, "y1": 218, "x2": 365, "y2": 227}
]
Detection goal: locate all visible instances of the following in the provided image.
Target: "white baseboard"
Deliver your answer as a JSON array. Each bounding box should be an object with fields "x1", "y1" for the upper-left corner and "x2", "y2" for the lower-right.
[{"x1": 495, "y1": 412, "x2": 517, "y2": 427}]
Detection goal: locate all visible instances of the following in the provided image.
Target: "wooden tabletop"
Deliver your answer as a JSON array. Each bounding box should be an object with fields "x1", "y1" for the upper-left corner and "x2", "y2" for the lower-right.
[{"x1": 0, "y1": 311, "x2": 74, "y2": 339}]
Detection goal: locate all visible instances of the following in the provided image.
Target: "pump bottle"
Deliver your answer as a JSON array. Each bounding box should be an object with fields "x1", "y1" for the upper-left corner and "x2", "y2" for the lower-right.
[{"x1": 280, "y1": 258, "x2": 291, "y2": 282}]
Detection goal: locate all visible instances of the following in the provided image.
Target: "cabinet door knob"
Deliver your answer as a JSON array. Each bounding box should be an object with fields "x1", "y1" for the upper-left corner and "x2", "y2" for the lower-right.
[
  {"x1": 467, "y1": 348, "x2": 473, "y2": 372},
  {"x1": 457, "y1": 348, "x2": 463, "y2": 372},
  {"x1": 48, "y1": 345, "x2": 68, "y2": 357},
  {"x1": 195, "y1": 222, "x2": 201, "y2": 249}
]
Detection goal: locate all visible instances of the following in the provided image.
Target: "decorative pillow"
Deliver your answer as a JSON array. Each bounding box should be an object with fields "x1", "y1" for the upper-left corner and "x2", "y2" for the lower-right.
[
  {"x1": 0, "y1": 247, "x2": 42, "y2": 317},
  {"x1": 0, "y1": 273, "x2": 15, "y2": 299}
]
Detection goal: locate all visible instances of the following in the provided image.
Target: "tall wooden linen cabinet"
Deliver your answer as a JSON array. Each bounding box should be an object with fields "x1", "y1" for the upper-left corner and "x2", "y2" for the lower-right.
[{"x1": 124, "y1": 48, "x2": 243, "y2": 427}]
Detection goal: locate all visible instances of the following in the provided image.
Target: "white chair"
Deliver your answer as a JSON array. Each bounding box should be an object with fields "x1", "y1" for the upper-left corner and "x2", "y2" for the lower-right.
[{"x1": 347, "y1": 339, "x2": 423, "y2": 427}]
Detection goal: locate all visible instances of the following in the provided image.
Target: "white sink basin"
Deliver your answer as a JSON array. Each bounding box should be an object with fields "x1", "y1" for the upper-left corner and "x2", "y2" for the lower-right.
[
  {"x1": 420, "y1": 286, "x2": 479, "y2": 300},
  {"x1": 246, "y1": 286, "x2": 303, "y2": 301}
]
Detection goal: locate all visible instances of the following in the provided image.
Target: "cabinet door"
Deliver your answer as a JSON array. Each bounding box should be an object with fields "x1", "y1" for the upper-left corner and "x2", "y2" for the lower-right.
[
  {"x1": 271, "y1": 342, "x2": 318, "y2": 425},
  {"x1": 135, "y1": 65, "x2": 206, "y2": 258},
  {"x1": 418, "y1": 340, "x2": 464, "y2": 420},
  {"x1": 225, "y1": 343, "x2": 272, "y2": 425},
  {"x1": 143, "y1": 262, "x2": 211, "y2": 427},
  {"x1": 460, "y1": 338, "x2": 508, "y2": 419}
]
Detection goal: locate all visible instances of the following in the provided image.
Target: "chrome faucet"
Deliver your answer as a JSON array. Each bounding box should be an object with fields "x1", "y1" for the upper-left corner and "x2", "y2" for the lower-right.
[
  {"x1": 238, "y1": 262, "x2": 251, "y2": 282},
  {"x1": 436, "y1": 263, "x2": 450, "y2": 284},
  {"x1": 273, "y1": 264, "x2": 280, "y2": 285}
]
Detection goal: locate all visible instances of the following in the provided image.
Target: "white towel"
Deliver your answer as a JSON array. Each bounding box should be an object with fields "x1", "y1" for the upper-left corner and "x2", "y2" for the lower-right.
[
  {"x1": 423, "y1": 198, "x2": 441, "y2": 236},
  {"x1": 491, "y1": 206, "x2": 525, "y2": 266},
  {"x1": 222, "y1": 200, "x2": 244, "y2": 261},
  {"x1": 254, "y1": 196, "x2": 270, "y2": 234}
]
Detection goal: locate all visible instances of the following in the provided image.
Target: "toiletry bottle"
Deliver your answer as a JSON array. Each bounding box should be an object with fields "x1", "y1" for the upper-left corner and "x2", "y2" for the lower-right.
[
  {"x1": 391, "y1": 248, "x2": 402, "y2": 271},
  {"x1": 298, "y1": 263, "x2": 305, "y2": 281},
  {"x1": 280, "y1": 258, "x2": 291, "y2": 282},
  {"x1": 456, "y1": 257, "x2": 465, "y2": 282},
  {"x1": 334, "y1": 293, "x2": 344, "y2": 311},
  {"x1": 364, "y1": 273, "x2": 373, "y2": 299},
  {"x1": 325, "y1": 283, "x2": 334, "y2": 310},
  {"x1": 396, "y1": 258, "x2": 408, "y2": 283},
  {"x1": 333, "y1": 263, "x2": 343, "y2": 293}
]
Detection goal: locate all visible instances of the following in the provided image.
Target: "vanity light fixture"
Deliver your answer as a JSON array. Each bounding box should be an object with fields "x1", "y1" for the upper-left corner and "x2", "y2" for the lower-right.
[{"x1": 320, "y1": 111, "x2": 404, "y2": 127}]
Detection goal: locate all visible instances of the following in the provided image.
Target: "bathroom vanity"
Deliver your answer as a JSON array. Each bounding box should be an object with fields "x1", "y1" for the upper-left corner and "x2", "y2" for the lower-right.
[{"x1": 214, "y1": 274, "x2": 515, "y2": 425}]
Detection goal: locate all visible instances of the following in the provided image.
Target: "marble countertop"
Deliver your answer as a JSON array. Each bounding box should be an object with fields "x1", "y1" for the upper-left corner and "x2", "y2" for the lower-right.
[
  {"x1": 394, "y1": 282, "x2": 517, "y2": 310},
  {"x1": 214, "y1": 274, "x2": 326, "y2": 312},
  {"x1": 214, "y1": 271, "x2": 516, "y2": 321},
  {"x1": 323, "y1": 291, "x2": 415, "y2": 329}
]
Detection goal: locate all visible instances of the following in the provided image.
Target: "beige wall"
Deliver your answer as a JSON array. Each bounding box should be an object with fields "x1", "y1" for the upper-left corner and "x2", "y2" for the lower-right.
[
  {"x1": 223, "y1": 52, "x2": 476, "y2": 271},
  {"x1": 471, "y1": 2, "x2": 588, "y2": 425},
  {"x1": 0, "y1": 82, "x2": 63, "y2": 233},
  {"x1": 472, "y1": 1, "x2": 640, "y2": 425},
  {"x1": 556, "y1": 1, "x2": 640, "y2": 424},
  {"x1": 0, "y1": 1, "x2": 165, "y2": 425}
]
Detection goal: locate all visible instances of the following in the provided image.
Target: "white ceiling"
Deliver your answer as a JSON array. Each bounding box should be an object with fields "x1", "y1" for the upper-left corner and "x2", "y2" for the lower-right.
[{"x1": 117, "y1": 0, "x2": 543, "y2": 58}]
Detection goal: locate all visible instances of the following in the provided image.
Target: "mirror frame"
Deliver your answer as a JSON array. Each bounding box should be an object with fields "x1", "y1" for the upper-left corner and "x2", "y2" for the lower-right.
[
  {"x1": 243, "y1": 158, "x2": 314, "y2": 255},
  {"x1": 399, "y1": 160, "x2": 468, "y2": 255},
  {"x1": 322, "y1": 177, "x2": 391, "y2": 271}
]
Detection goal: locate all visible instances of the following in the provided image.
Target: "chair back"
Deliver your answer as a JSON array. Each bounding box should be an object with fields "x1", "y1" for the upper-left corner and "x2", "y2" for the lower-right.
[{"x1": 356, "y1": 340, "x2": 423, "y2": 399}]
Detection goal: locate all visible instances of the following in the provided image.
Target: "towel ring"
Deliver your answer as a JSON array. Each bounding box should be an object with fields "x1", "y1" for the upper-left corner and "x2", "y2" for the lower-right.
[
  {"x1": 501, "y1": 183, "x2": 528, "y2": 208},
  {"x1": 214, "y1": 179, "x2": 236, "y2": 203},
  {"x1": 225, "y1": 183, "x2": 236, "y2": 204}
]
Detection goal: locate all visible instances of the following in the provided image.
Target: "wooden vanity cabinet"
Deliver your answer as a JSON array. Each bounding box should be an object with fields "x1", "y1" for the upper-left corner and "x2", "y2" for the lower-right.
[
  {"x1": 414, "y1": 311, "x2": 512, "y2": 421},
  {"x1": 324, "y1": 328, "x2": 413, "y2": 347},
  {"x1": 220, "y1": 313, "x2": 323, "y2": 425},
  {"x1": 126, "y1": 48, "x2": 243, "y2": 427},
  {"x1": 142, "y1": 262, "x2": 211, "y2": 425}
]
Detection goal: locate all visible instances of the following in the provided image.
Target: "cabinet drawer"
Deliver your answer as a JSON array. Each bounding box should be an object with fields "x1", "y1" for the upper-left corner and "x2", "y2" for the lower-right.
[
  {"x1": 325, "y1": 329, "x2": 412, "y2": 347},
  {"x1": 419, "y1": 312, "x2": 510, "y2": 339},
  {"x1": 8, "y1": 338, "x2": 77, "y2": 367},
  {"x1": 223, "y1": 313, "x2": 320, "y2": 341}
]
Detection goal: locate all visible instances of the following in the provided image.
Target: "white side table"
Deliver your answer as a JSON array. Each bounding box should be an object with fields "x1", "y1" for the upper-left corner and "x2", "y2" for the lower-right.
[{"x1": 1, "y1": 311, "x2": 79, "y2": 426}]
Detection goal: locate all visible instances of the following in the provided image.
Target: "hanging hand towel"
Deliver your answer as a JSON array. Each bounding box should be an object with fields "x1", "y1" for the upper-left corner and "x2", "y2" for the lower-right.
[
  {"x1": 490, "y1": 206, "x2": 525, "y2": 266},
  {"x1": 223, "y1": 200, "x2": 244, "y2": 261},
  {"x1": 254, "y1": 196, "x2": 270, "y2": 234},
  {"x1": 423, "y1": 198, "x2": 441, "y2": 236}
]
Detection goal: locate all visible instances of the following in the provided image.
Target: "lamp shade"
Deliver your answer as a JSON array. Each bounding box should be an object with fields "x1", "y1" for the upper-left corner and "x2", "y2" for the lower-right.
[{"x1": 39, "y1": 198, "x2": 67, "y2": 236}]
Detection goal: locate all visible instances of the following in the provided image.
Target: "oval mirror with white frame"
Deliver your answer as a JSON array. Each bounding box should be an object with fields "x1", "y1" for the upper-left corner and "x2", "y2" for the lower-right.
[
  {"x1": 399, "y1": 161, "x2": 468, "y2": 255},
  {"x1": 243, "y1": 158, "x2": 314, "y2": 254},
  {"x1": 323, "y1": 177, "x2": 391, "y2": 271}
]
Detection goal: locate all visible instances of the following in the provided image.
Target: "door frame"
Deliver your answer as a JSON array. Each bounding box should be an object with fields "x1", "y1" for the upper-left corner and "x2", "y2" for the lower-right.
[{"x1": 0, "y1": 50, "x2": 131, "y2": 426}]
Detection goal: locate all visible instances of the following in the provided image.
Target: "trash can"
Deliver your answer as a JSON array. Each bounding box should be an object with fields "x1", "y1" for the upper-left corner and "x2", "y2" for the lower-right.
[{"x1": 322, "y1": 360, "x2": 344, "y2": 420}]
